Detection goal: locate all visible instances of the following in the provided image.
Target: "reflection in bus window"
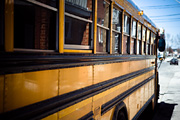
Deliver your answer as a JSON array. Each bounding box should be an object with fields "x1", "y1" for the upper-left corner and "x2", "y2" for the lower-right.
[
  {"x1": 65, "y1": 0, "x2": 92, "y2": 47},
  {"x1": 138, "y1": 24, "x2": 141, "y2": 40},
  {"x1": 97, "y1": 0, "x2": 109, "y2": 52},
  {"x1": 112, "y1": 8, "x2": 121, "y2": 32},
  {"x1": 36, "y1": 0, "x2": 57, "y2": 8},
  {"x1": 124, "y1": 15, "x2": 130, "y2": 35},
  {"x1": 147, "y1": 30, "x2": 150, "y2": 43},
  {"x1": 112, "y1": 33, "x2": 120, "y2": 53},
  {"x1": 147, "y1": 30, "x2": 150, "y2": 54},
  {"x1": 112, "y1": 7, "x2": 121, "y2": 53},
  {"x1": 142, "y1": 27, "x2": 146, "y2": 41},
  {"x1": 137, "y1": 40, "x2": 141, "y2": 54},
  {"x1": 132, "y1": 20, "x2": 137, "y2": 38},
  {"x1": 14, "y1": 0, "x2": 57, "y2": 50}
]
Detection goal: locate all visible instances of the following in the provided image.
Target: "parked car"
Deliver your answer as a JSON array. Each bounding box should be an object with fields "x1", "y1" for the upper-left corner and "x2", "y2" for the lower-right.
[{"x1": 170, "y1": 58, "x2": 178, "y2": 65}]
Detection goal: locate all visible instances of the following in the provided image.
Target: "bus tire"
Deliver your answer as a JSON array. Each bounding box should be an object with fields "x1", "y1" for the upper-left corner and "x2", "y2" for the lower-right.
[
  {"x1": 117, "y1": 110, "x2": 127, "y2": 120},
  {"x1": 113, "y1": 102, "x2": 128, "y2": 120}
]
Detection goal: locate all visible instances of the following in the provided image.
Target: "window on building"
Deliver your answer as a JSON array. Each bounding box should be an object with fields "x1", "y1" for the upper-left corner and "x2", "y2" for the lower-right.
[
  {"x1": 112, "y1": 7, "x2": 121, "y2": 53},
  {"x1": 132, "y1": 20, "x2": 137, "y2": 38},
  {"x1": 97, "y1": 0, "x2": 110, "y2": 52},
  {"x1": 65, "y1": 0, "x2": 92, "y2": 49},
  {"x1": 124, "y1": 15, "x2": 130, "y2": 35},
  {"x1": 14, "y1": 0, "x2": 57, "y2": 50}
]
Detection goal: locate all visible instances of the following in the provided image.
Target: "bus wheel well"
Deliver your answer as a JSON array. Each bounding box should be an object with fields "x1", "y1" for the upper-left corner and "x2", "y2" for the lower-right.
[{"x1": 112, "y1": 102, "x2": 128, "y2": 120}]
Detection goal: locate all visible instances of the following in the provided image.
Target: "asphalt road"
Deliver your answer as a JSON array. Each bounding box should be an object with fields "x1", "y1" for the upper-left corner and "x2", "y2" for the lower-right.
[{"x1": 153, "y1": 57, "x2": 180, "y2": 120}]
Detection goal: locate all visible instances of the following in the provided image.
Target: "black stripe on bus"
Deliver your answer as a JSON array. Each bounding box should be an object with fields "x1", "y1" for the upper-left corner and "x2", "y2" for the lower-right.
[
  {"x1": 0, "y1": 55, "x2": 155, "y2": 75},
  {"x1": 101, "y1": 75, "x2": 155, "y2": 115},
  {"x1": 132, "y1": 94, "x2": 155, "y2": 120},
  {"x1": 78, "y1": 111, "x2": 94, "y2": 120},
  {"x1": 0, "y1": 67, "x2": 154, "y2": 120}
]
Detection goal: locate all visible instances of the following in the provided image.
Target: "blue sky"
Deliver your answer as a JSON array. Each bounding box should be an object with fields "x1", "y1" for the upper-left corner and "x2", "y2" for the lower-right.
[{"x1": 132, "y1": 0, "x2": 180, "y2": 48}]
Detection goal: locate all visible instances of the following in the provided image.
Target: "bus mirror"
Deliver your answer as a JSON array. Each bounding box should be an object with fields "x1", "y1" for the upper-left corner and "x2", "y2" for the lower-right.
[{"x1": 158, "y1": 38, "x2": 166, "y2": 52}]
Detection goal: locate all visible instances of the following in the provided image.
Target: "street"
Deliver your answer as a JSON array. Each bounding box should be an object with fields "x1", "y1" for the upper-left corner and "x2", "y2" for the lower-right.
[{"x1": 153, "y1": 57, "x2": 180, "y2": 120}]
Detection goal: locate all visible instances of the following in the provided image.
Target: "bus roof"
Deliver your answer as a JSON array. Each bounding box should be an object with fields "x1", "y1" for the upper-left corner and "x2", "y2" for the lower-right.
[{"x1": 127, "y1": 0, "x2": 157, "y2": 28}]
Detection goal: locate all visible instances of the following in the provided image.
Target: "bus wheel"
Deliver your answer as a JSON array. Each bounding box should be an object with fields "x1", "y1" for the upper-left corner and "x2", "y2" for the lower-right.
[
  {"x1": 117, "y1": 110, "x2": 127, "y2": 120},
  {"x1": 113, "y1": 102, "x2": 128, "y2": 120}
]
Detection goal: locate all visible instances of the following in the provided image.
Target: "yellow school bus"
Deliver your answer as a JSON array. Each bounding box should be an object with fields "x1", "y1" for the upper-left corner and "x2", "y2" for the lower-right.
[{"x1": 0, "y1": 0, "x2": 164, "y2": 120}]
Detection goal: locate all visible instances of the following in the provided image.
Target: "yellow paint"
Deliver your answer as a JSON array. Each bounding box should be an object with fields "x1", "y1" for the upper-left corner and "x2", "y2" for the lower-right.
[
  {"x1": 128, "y1": 79, "x2": 154, "y2": 120},
  {"x1": 59, "y1": 66, "x2": 93, "y2": 95},
  {"x1": 101, "y1": 108, "x2": 114, "y2": 120},
  {"x1": 59, "y1": 0, "x2": 64, "y2": 53},
  {"x1": 64, "y1": 49, "x2": 92, "y2": 53},
  {"x1": 59, "y1": 98, "x2": 92, "y2": 119},
  {"x1": 93, "y1": 81, "x2": 128, "y2": 113},
  {"x1": 0, "y1": 75, "x2": 4, "y2": 113},
  {"x1": 94, "y1": 62, "x2": 130, "y2": 84},
  {"x1": 128, "y1": 70, "x2": 154, "y2": 89},
  {"x1": 110, "y1": 2, "x2": 113, "y2": 54},
  {"x1": 93, "y1": 0, "x2": 97, "y2": 54},
  {"x1": 5, "y1": 0, "x2": 14, "y2": 52},
  {"x1": 42, "y1": 113, "x2": 58, "y2": 120},
  {"x1": 4, "y1": 70, "x2": 58, "y2": 112},
  {"x1": 129, "y1": 60, "x2": 146, "y2": 73}
]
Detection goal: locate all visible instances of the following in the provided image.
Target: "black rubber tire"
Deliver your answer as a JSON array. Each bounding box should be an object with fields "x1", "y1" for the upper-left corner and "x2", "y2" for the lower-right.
[{"x1": 117, "y1": 111, "x2": 127, "y2": 120}]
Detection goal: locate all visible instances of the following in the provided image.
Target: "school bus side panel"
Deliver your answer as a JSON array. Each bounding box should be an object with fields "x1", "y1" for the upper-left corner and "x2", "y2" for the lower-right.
[
  {"x1": 59, "y1": 66, "x2": 93, "y2": 95},
  {"x1": 58, "y1": 66, "x2": 93, "y2": 119},
  {"x1": 4, "y1": 70, "x2": 59, "y2": 112},
  {"x1": 59, "y1": 97, "x2": 92, "y2": 120}
]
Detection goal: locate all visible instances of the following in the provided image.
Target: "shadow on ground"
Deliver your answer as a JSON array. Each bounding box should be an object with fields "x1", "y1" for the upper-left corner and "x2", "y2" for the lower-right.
[
  {"x1": 153, "y1": 102, "x2": 178, "y2": 120},
  {"x1": 137, "y1": 102, "x2": 177, "y2": 120}
]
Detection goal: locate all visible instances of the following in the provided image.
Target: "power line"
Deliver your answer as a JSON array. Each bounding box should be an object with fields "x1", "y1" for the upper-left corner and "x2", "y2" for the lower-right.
[
  {"x1": 150, "y1": 13, "x2": 180, "y2": 18},
  {"x1": 152, "y1": 18, "x2": 180, "y2": 20},
  {"x1": 140, "y1": 4, "x2": 180, "y2": 9},
  {"x1": 140, "y1": 4, "x2": 180, "y2": 8},
  {"x1": 155, "y1": 20, "x2": 180, "y2": 23}
]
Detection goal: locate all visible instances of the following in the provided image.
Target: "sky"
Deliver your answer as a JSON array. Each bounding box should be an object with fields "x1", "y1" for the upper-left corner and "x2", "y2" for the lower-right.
[{"x1": 132, "y1": 0, "x2": 180, "y2": 48}]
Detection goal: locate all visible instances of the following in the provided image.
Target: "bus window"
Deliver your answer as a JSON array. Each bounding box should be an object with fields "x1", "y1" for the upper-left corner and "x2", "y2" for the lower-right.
[
  {"x1": 97, "y1": 0, "x2": 110, "y2": 53},
  {"x1": 137, "y1": 23, "x2": 142, "y2": 54},
  {"x1": 14, "y1": 0, "x2": 57, "y2": 50},
  {"x1": 142, "y1": 27, "x2": 146, "y2": 54},
  {"x1": 147, "y1": 29, "x2": 150, "y2": 54},
  {"x1": 112, "y1": 7, "x2": 121, "y2": 53},
  {"x1": 131, "y1": 20, "x2": 136, "y2": 38},
  {"x1": 151, "y1": 32, "x2": 154, "y2": 55},
  {"x1": 132, "y1": 20, "x2": 137, "y2": 54},
  {"x1": 65, "y1": 0, "x2": 92, "y2": 49},
  {"x1": 124, "y1": 15, "x2": 130, "y2": 35},
  {"x1": 123, "y1": 14, "x2": 130, "y2": 54}
]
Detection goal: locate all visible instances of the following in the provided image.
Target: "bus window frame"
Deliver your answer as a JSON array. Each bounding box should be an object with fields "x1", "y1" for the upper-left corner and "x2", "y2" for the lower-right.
[
  {"x1": 96, "y1": 0, "x2": 110, "y2": 53},
  {"x1": 131, "y1": 19, "x2": 137, "y2": 39},
  {"x1": 112, "y1": 6, "x2": 122, "y2": 54},
  {"x1": 64, "y1": 1, "x2": 93, "y2": 50},
  {"x1": 146, "y1": 29, "x2": 150, "y2": 55},
  {"x1": 13, "y1": 0, "x2": 59, "y2": 52},
  {"x1": 123, "y1": 14, "x2": 130, "y2": 36}
]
